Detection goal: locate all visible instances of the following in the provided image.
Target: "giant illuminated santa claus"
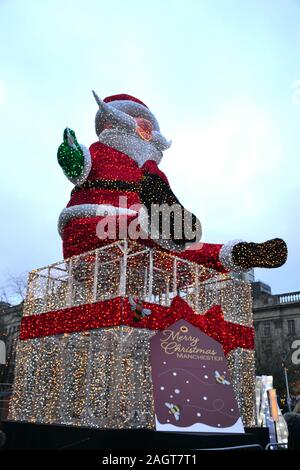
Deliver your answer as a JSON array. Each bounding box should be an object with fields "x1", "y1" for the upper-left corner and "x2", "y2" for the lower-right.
[{"x1": 57, "y1": 92, "x2": 287, "y2": 273}]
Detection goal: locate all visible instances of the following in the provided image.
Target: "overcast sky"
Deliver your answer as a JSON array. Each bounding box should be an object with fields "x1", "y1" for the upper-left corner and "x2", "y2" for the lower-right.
[{"x1": 0, "y1": 0, "x2": 299, "y2": 300}]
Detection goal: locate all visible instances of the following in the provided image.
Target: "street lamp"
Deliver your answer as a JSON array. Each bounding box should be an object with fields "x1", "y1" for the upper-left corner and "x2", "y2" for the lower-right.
[{"x1": 282, "y1": 359, "x2": 292, "y2": 412}]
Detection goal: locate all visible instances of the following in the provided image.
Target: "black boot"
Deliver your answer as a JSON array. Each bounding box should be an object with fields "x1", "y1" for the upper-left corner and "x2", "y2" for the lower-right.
[{"x1": 232, "y1": 238, "x2": 288, "y2": 270}]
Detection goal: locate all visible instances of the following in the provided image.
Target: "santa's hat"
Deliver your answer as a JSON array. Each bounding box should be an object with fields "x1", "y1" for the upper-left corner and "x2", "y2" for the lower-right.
[
  {"x1": 94, "y1": 92, "x2": 160, "y2": 136},
  {"x1": 104, "y1": 94, "x2": 149, "y2": 109}
]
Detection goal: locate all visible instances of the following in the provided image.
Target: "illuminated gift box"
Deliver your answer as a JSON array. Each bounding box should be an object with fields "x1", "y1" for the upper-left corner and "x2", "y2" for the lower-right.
[{"x1": 9, "y1": 240, "x2": 255, "y2": 428}]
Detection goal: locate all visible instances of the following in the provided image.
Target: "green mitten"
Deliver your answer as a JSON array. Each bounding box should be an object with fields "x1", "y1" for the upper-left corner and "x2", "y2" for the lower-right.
[{"x1": 57, "y1": 128, "x2": 84, "y2": 180}]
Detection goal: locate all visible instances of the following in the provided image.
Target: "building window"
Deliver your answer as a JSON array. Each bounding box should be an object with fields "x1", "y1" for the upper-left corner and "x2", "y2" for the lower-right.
[
  {"x1": 262, "y1": 341, "x2": 272, "y2": 357},
  {"x1": 274, "y1": 319, "x2": 282, "y2": 329},
  {"x1": 288, "y1": 319, "x2": 296, "y2": 335},
  {"x1": 265, "y1": 346, "x2": 272, "y2": 357},
  {"x1": 263, "y1": 321, "x2": 271, "y2": 336}
]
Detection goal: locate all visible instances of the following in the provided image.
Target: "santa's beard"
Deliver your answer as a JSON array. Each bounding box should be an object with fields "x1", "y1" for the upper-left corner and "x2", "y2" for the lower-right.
[{"x1": 98, "y1": 128, "x2": 164, "y2": 167}]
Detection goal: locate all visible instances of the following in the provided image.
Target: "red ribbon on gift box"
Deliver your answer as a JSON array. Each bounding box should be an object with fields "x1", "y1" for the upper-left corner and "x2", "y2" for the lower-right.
[{"x1": 20, "y1": 296, "x2": 254, "y2": 355}]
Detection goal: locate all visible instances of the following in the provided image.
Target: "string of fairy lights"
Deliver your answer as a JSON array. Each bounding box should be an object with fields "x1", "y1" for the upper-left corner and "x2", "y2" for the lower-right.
[
  {"x1": 9, "y1": 240, "x2": 255, "y2": 428},
  {"x1": 10, "y1": 328, "x2": 156, "y2": 429}
]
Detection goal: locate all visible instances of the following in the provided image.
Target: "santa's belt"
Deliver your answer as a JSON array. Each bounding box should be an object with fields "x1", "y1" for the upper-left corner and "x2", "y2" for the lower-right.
[{"x1": 71, "y1": 178, "x2": 142, "y2": 195}]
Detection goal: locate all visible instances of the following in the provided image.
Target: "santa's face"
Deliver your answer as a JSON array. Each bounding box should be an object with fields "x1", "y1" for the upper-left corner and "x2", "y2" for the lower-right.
[
  {"x1": 134, "y1": 117, "x2": 153, "y2": 141},
  {"x1": 102, "y1": 116, "x2": 153, "y2": 142},
  {"x1": 93, "y1": 93, "x2": 171, "y2": 167}
]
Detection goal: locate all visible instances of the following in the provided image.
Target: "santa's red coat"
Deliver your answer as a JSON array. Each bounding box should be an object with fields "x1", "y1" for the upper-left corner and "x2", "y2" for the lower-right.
[{"x1": 61, "y1": 142, "x2": 227, "y2": 273}]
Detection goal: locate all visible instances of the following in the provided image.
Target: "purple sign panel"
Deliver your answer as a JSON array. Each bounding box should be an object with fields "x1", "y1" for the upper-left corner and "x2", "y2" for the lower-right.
[{"x1": 150, "y1": 320, "x2": 244, "y2": 433}]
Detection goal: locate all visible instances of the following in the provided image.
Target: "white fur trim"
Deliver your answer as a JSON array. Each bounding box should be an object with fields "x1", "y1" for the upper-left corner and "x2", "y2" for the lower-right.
[
  {"x1": 219, "y1": 239, "x2": 249, "y2": 273},
  {"x1": 58, "y1": 204, "x2": 138, "y2": 237},
  {"x1": 67, "y1": 145, "x2": 92, "y2": 186}
]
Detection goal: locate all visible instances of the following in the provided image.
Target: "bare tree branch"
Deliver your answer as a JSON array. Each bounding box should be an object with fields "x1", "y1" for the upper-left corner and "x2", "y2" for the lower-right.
[{"x1": 0, "y1": 272, "x2": 28, "y2": 305}]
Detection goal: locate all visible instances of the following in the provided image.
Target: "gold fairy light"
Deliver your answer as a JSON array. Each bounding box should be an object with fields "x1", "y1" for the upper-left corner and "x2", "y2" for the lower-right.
[{"x1": 9, "y1": 240, "x2": 255, "y2": 429}]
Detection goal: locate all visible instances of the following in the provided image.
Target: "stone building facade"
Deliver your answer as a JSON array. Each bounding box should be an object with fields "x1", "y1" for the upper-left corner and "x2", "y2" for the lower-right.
[
  {"x1": 0, "y1": 302, "x2": 23, "y2": 385},
  {"x1": 252, "y1": 282, "x2": 300, "y2": 396}
]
